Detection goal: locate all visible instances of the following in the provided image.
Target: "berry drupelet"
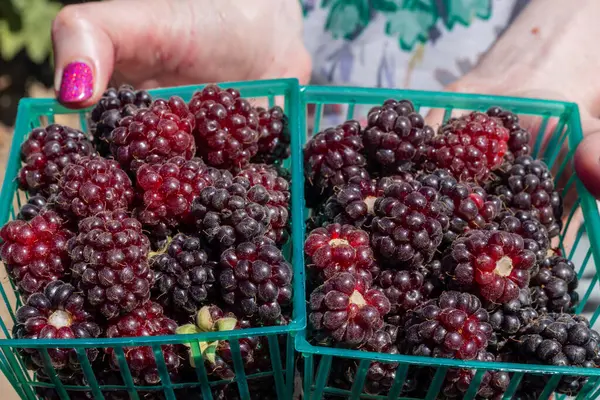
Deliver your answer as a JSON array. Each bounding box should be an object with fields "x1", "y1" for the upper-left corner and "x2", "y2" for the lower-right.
[
  {"x1": 486, "y1": 106, "x2": 531, "y2": 161},
  {"x1": 220, "y1": 236, "x2": 293, "y2": 323},
  {"x1": 52, "y1": 155, "x2": 134, "y2": 221},
  {"x1": 110, "y1": 96, "x2": 196, "y2": 174},
  {"x1": 135, "y1": 156, "x2": 226, "y2": 231},
  {"x1": 530, "y1": 255, "x2": 579, "y2": 313},
  {"x1": 303, "y1": 120, "x2": 369, "y2": 205},
  {"x1": 304, "y1": 223, "x2": 376, "y2": 281},
  {"x1": 418, "y1": 169, "x2": 501, "y2": 243},
  {"x1": 235, "y1": 163, "x2": 290, "y2": 244},
  {"x1": 515, "y1": 313, "x2": 600, "y2": 395},
  {"x1": 16, "y1": 195, "x2": 47, "y2": 221},
  {"x1": 309, "y1": 272, "x2": 391, "y2": 346},
  {"x1": 442, "y1": 230, "x2": 536, "y2": 304},
  {"x1": 423, "y1": 111, "x2": 510, "y2": 182},
  {"x1": 151, "y1": 234, "x2": 217, "y2": 317},
  {"x1": 252, "y1": 106, "x2": 290, "y2": 164},
  {"x1": 371, "y1": 180, "x2": 449, "y2": 268},
  {"x1": 405, "y1": 291, "x2": 492, "y2": 360},
  {"x1": 0, "y1": 210, "x2": 71, "y2": 295},
  {"x1": 190, "y1": 178, "x2": 271, "y2": 250},
  {"x1": 493, "y1": 211, "x2": 550, "y2": 263},
  {"x1": 105, "y1": 301, "x2": 180, "y2": 385},
  {"x1": 489, "y1": 155, "x2": 563, "y2": 238},
  {"x1": 69, "y1": 210, "x2": 153, "y2": 319},
  {"x1": 377, "y1": 269, "x2": 433, "y2": 320},
  {"x1": 14, "y1": 281, "x2": 101, "y2": 372},
  {"x1": 89, "y1": 85, "x2": 152, "y2": 156},
  {"x1": 488, "y1": 288, "x2": 538, "y2": 352},
  {"x1": 363, "y1": 99, "x2": 434, "y2": 173},
  {"x1": 18, "y1": 124, "x2": 95, "y2": 196},
  {"x1": 189, "y1": 84, "x2": 259, "y2": 170}
]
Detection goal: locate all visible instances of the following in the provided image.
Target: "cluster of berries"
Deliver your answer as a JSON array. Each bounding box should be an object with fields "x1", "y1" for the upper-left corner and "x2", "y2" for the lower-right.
[
  {"x1": 304, "y1": 100, "x2": 596, "y2": 398},
  {"x1": 3, "y1": 84, "x2": 292, "y2": 399}
]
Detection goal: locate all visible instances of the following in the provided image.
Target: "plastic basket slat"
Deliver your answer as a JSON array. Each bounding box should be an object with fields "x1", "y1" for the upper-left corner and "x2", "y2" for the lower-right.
[
  {"x1": 267, "y1": 334, "x2": 286, "y2": 399},
  {"x1": 312, "y1": 354, "x2": 333, "y2": 400},
  {"x1": 303, "y1": 354, "x2": 313, "y2": 400},
  {"x1": 462, "y1": 369, "x2": 485, "y2": 400},
  {"x1": 539, "y1": 374, "x2": 561, "y2": 399},
  {"x1": 285, "y1": 332, "x2": 295, "y2": 399},
  {"x1": 0, "y1": 349, "x2": 28, "y2": 399},
  {"x1": 346, "y1": 103, "x2": 356, "y2": 120},
  {"x1": 114, "y1": 347, "x2": 140, "y2": 400},
  {"x1": 545, "y1": 122, "x2": 570, "y2": 167},
  {"x1": 39, "y1": 349, "x2": 69, "y2": 399},
  {"x1": 152, "y1": 345, "x2": 176, "y2": 400},
  {"x1": 313, "y1": 103, "x2": 323, "y2": 133},
  {"x1": 576, "y1": 248, "x2": 593, "y2": 281},
  {"x1": 189, "y1": 341, "x2": 213, "y2": 400},
  {"x1": 350, "y1": 359, "x2": 371, "y2": 399},
  {"x1": 229, "y1": 339, "x2": 251, "y2": 399},
  {"x1": 442, "y1": 107, "x2": 453, "y2": 123},
  {"x1": 579, "y1": 376, "x2": 600, "y2": 400},
  {"x1": 502, "y1": 372, "x2": 524, "y2": 400},
  {"x1": 386, "y1": 364, "x2": 408, "y2": 399},
  {"x1": 425, "y1": 367, "x2": 448, "y2": 400},
  {"x1": 75, "y1": 348, "x2": 103, "y2": 400}
]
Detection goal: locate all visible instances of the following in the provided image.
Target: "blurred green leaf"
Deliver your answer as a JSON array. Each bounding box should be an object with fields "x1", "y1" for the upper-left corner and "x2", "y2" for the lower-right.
[
  {"x1": 444, "y1": 0, "x2": 491, "y2": 29},
  {"x1": 324, "y1": 0, "x2": 371, "y2": 40},
  {"x1": 384, "y1": 0, "x2": 438, "y2": 51}
]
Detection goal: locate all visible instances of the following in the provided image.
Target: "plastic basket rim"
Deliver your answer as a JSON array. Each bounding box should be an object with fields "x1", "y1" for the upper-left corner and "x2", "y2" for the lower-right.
[{"x1": 0, "y1": 78, "x2": 308, "y2": 348}]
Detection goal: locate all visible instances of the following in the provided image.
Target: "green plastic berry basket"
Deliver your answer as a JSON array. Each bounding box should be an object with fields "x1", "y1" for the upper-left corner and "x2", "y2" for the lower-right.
[
  {"x1": 0, "y1": 79, "x2": 306, "y2": 399},
  {"x1": 294, "y1": 85, "x2": 600, "y2": 400}
]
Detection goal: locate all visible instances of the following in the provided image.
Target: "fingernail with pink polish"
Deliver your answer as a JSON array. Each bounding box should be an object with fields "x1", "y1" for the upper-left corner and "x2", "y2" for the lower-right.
[{"x1": 59, "y1": 62, "x2": 93, "y2": 103}]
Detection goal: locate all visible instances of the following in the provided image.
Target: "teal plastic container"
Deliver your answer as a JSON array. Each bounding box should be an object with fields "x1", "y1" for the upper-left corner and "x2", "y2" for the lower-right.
[
  {"x1": 0, "y1": 79, "x2": 305, "y2": 399},
  {"x1": 295, "y1": 85, "x2": 600, "y2": 399}
]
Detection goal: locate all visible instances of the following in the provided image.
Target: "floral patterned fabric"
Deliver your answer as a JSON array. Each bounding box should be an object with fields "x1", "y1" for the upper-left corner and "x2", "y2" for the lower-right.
[{"x1": 301, "y1": 0, "x2": 530, "y2": 126}]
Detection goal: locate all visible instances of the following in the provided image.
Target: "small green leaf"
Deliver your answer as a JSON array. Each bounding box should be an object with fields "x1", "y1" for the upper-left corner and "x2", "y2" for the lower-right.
[
  {"x1": 383, "y1": 0, "x2": 438, "y2": 51},
  {"x1": 195, "y1": 306, "x2": 216, "y2": 332},
  {"x1": 215, "y1": 317, "x2": 238, "y2": 332},
  {"x1": 200, "y1": 340, "x2": 218, "y2": 365},
  {"x1": 444, "y1": 0, "x2": 491, "y2": 30},
  {"x1": 176, "y1": 324, "x2": 201, "y2": 336}
]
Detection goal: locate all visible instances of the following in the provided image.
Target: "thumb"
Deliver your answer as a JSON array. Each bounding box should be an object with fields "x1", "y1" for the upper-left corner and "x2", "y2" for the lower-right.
[{"x1": 573, "y1": 118, "x2": 600, "y2": 199}]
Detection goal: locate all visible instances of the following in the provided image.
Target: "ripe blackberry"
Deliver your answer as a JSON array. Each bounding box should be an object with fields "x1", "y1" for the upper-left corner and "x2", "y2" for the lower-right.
[
  {"x1": 190, "y1": 178, "x2": 271, "y2": 250},
  {"x1": 105, "y1": 301, "x2": 180, "y2": 385},
  {"x1": 489, "y1": 155, "x2": 563, "y2": 238},
  {"x1": 363, "y1": 99, "x2": 434, "y2": 173},
  {"x1": 189, "y1": 84, "x2": 259, "y2": 170},
  {"x1": 135, "y1": 156, "x2": 226, "y2": 231},
  {"x1": 252, "y1": 106, "x2": 291, "y2": 164},
  {"x1": 52, "y1": 156, "x2": 134, "y2": 220},
  {"x1": 423, "y1": 111, "x2": 510, "y2": 182},
  {"x1": 69, "y1": 210, "x2": 153, "y2": 319},
  {"x1": 418, "y1": 169, "x2": 501, "y2": 243},
  {"x1": 440, "y1": 350, "x2": 510, "y2": 399},
  {"x1": 18, "y1": 124, "x2": 95, "y2": 196},
  {"x1": 14, "y1": 280, "x2": 101, "y2": 372},
  {"x1": 530, "y1": 255, "x2": 578, "y2": 313},
  {"x1": 235, "y1": 163, "x2": 290, "y2": 244},
  {"x1": 371, "y1": 180, "x2": 450, "y2": 268},
  {"x1": 377, "y1": 269, "x2": 433, "y2": 320},
  {"x1": 304, "y1": 223, "x2": 376, "y2": 281},
  {"x1": 0, "y1": 210, "x2": 71, "y2": 295},
  {"x1": 493, "y1": 211, "x2": 550, "y2": 262},
  {"x1": 309, "y1": 272, "x2": 391, "y2": 346},
  {"x1": 442, "y1": 230, "x2": 536, "y2": 304},
  {"x1": 110, "y1": 96, "x2": 195, "y2": 174},
  {"x1": 220, "y1": 236, "x2": 292, "y2": 323},
  {"x1": 488, "y1": 288, "x2": 538, "y2": 351},
  {"x1": 89, "y1": 85, "x2": 152, "y2": 156},
  {"x1": 515, "y1": 313, "x2": 600, "y2": 395},
  {"x1": 320, "y1": 175, "x2": 407, "y2": 230},
  {"x1": 303, "y1": 120, "x2": 369, "y2": 204},
  {"x1": 177, "y1": 305, "x2": 262, "y2": 380},
  {"x1": 151, "y1": 234, "x2": 217, "y2": 317},
  {"x1": 405, "y1": 291, "x2": 492, "y2": 360},
  {"x1": 486, "y1": 106, "x2": 531, "y2": 161},
  {"x1": 17, "y1": 195, "x2": 47, "y2": 221}
]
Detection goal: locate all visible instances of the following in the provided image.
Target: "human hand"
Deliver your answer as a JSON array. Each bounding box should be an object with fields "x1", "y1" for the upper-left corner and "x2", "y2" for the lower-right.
[{"x1": 51, "y1": 0, "x2": 311, "y2": 108}]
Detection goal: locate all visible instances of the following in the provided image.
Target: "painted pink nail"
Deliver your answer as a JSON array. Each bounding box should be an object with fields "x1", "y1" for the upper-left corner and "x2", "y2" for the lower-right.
[{"x1": 59, "y1": 62, "x2": 93, "y2": 103}]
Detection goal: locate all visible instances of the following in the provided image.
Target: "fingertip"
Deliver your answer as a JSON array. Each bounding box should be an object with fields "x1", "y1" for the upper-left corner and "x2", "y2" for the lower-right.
[{"x1": 574, "y1": 132, "x2": 600, "y2": 199}]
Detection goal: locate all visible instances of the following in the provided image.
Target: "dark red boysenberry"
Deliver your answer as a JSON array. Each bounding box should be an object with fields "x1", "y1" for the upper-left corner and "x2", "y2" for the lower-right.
[
  {"x1": 235, "y1": 163, "x2": 290, "y2": 244},
  {"x1": 252, "y1": 106, "x2": 290, "y2": 164},
  {"x1": 69, "y1": 210, "x2": 153, "y2": 319},
  {"x1": 0, "y1": 210, "x2": 71, "y2": 295},
  {"x1": 418, "y1": 169, "x2": 501, "y2": 243},
  {"x1": 363, "y1": 99, "x2": 434, "y2": 173},
  {"x1": 309, "y1": 272, "x2": 390, "y2": 346},
  {"x1": 423, "y1": 111, "x2": 510, "y2": 182},
  {"x1": 189, "y1": 84, "x2": 259, "y2": 170},
  {"x1": 405, "y1": 291, "x2": 492, "y2": 360},
  {"x1": 530, "y1": 255, "x2": 579, "y2": 313},
  {"x1": 488, "y1": 288, "x2": 538, "y2": 352},
  {"x1": 442, "y1": 230, "x2": 536, "y2": 304},
  {"x1": 18, "y1": 124, "x2": 95, "y2": 196},
  {"x1": 371, "y1": 181, "x2": 449, "y2": 268},
  {"x1": 110, "y1": 96, "x2": 195, "y2": 174},
  {"x1": 17, "y1": 195, "x2": 48, "y2": 221},
  {"x1": 304, "y1": 223, "x2": 376, "y2": 281},
  {"x1": 488, "y1": 155, "x2": 563, "y2": 238},
  {"x1": 493, "y1": 211, "x2": 550, "y2": 263},
  {"x1": 105, "y1": 301, "x2": 180, "y2": 385},
  {"x1": 486, "y1": 106, "x2": 531, "y2": 162},
  {"x1": 304, "y1": 120, "x2": 369, "y2": 204},
  {"x1": 220, "y1": 236, "x2": 292, "y2": 323},
  {"x1": 52, "y1": 156, "x2": 134, "y2": 221},
  {"x1": 14, "y1": 280, "x2": 101, "y2": 372},
  {"x1": 90, "y1": 85, "x2": 152, "y2": 156},
  {"x1": 377, "y1": 269, "x2": 433, "y2": 319},
  {"x1": 135, "y1": 156, "x2": 227, "y2": 231}
]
